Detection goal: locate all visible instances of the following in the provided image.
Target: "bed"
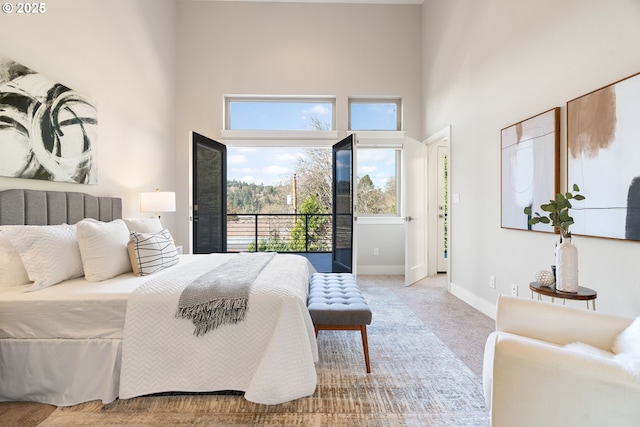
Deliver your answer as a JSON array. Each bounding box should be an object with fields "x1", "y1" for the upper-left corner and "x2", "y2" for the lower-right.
[{"x1": 0, "y1": 189, "x2": 318, "y2": 406}]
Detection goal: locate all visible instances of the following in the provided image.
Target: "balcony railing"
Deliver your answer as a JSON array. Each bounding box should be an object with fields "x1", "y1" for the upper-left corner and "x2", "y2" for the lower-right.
[{"x1": 227, "y1": 213, "x2": 332, "y2": 253}]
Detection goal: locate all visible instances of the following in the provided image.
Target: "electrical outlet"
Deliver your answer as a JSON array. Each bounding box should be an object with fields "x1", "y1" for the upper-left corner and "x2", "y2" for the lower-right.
[
  {"x1": 511, "y1": 284, "x2": 518, "y2": 296},
  {"x1": 489, "y1": 275, "x2": 496, "y2": 289},
  {"x1": 373, "y1": 248, "x2": 379, "y2": 256}
]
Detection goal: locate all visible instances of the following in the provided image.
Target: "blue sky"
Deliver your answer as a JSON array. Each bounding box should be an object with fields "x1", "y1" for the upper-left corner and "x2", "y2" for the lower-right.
[
  {"x1": 228, "y1": 147, "x2": 306, "y2": 186},
  {"x1": 230, "y1": 101, "x2": 333, "y2": 130}
]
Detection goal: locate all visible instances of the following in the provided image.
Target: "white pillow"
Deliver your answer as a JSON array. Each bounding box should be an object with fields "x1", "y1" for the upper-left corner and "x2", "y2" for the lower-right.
[
  {"x1": 77, "y1": 219, "x2": 132, "y2": 281},
  {"x1": 2, "y1": 224, "x2": 84, "y2": 292},
  {"x1": 0, "y1": 229, "x2": 30, "y2": 287},
  {"x1": 612, "y1": 318, "x2": 640, "y2": 379},
  {"x1": 123, "y1": 217, "x2": 163, "y2": 233},
  {"x1": 613, "y1": 317, "x2": 640, "y2": 355},
  {"x1": 127, "y1": 229, "x2": 178, "y2": 276}
]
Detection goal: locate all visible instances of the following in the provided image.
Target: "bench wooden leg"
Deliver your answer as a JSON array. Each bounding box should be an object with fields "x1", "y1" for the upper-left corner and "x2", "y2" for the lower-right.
[
  {"x1": 315, "y1": 324, "x2": 371, "y2": 373},
  {"x1": 360, "y1": 325, "x2": 371, "y2": 374}
]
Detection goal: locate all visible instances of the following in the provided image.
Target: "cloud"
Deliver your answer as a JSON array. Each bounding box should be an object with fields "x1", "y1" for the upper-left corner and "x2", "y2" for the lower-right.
[
  {"x1": 228, "y1": 154, "x2": 247, "y2": 165},
  {"x1": 303, "y1": 104, "x2": 330, "y2": 116},
  {"x1": 358, "y1": 165, "x2": 377, "y2": 175},
  {"x1": 241, "y1": 175, "x2": 254, "y2": 183},
  {"x1": 264, "y1": 165, "x2": 290, "y2": 175},
  {"x1": 358, "y1": 150, "x2": 389, "y2": 162},
  {"x1": 269, "y1": 151, "x2": 305, "y2": 163}
]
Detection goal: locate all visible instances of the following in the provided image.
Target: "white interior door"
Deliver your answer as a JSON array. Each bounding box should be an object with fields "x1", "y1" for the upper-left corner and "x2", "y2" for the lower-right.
[{"x1": 404, "y1": 137, "x2": 428, "y2": 286}]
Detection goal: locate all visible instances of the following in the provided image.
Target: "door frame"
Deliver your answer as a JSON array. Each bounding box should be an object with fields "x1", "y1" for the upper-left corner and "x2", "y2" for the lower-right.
[{"x1": 424, "y1": 126, "x2": 451, "y2": 286}]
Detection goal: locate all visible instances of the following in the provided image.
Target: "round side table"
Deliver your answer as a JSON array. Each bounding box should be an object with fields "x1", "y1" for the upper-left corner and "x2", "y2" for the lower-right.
[{"x1": 529, "y1": 282, "x2": 597, "y2": 311}]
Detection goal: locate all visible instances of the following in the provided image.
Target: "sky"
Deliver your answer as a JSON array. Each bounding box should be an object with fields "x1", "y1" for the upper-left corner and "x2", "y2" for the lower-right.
[
  {"x1": 226, "y1": 100, "x2": 398, "y2": 187},
  {"x1": 227, "y1": 147, "x2": 306, "y2": 186},
  {"x1": 227, "y1": 146, "x2": 396, "y2": 189}
]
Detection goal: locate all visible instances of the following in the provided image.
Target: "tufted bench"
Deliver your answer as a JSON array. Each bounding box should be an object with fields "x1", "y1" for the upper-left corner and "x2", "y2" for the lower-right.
[{"x1": 307, "y1": 272, "x2": 373, "y2": 373}]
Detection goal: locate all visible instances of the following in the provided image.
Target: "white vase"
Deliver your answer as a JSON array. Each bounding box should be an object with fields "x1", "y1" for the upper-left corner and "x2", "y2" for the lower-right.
[{"x1": 555, "y1": 237, "x2": 579, "y2": 293}]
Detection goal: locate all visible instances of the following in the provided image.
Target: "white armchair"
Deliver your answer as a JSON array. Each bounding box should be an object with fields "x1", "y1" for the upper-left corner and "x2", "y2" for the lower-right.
[{"x1": 483, "y1": 295, "x2": 640, "y2": 427}]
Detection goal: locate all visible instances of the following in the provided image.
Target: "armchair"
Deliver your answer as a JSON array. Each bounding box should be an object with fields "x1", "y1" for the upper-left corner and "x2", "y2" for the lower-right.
[{"x1": 483, "y1": 295, "x2": 640, "y2": 427}]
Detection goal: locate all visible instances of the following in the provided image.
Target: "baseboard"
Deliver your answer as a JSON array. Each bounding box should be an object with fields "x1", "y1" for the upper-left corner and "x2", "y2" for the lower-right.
[
  {"x1": 358, "y1": 265, "x2": 405, "y2": 275},
  {"x1": 450, "y1": 282, "x2": 497, "y2": 320}
]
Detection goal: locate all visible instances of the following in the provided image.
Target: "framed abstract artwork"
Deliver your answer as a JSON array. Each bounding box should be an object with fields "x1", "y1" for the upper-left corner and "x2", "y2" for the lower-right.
[
  {"x1": 0, "y1": 56, "x2": 98, "y2": 184},
  {"x1": 567, "y1": 72, "x2": 640, "y2": 241},
  {"x1": 501, "y1": 108, "x2": 560, "y2": 232}
]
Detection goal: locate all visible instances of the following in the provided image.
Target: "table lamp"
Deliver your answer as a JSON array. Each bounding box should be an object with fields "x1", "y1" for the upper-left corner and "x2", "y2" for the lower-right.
[{"x1": 140, "y1": 189, "x2": 176, "y2": 219}]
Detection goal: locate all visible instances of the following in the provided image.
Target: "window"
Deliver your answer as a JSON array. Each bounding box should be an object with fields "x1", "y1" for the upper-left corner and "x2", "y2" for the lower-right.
[
  {"x1": 225, "y1": 96, "x2": 335, "y2": 131},
  {"x1": 222, "y1": 95, "x2": 404, "y2": 220},
  {"x1": 349, "y1": 98, "x2": 402, "y2": 131},
  {"x1": 357, "y1": 147, "x2": 401, "y2": 216}
]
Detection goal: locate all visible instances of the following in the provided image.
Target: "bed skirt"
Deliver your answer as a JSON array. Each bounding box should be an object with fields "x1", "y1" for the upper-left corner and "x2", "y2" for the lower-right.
[{"x1": 0, "y1": 338, "x2": 121, "y2": 406}]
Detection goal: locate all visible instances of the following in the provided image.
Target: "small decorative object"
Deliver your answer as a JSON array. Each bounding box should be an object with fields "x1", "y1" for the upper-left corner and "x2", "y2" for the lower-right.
[
  {"x1": 524, "y1": 184, "x2": 586, "y2": 293},
  {"x1": 535, "y1": 270, "x2": 555, "y2": 287},
  {"x1": 555, "y1": 237, "x2": 579, "y2": 292}
]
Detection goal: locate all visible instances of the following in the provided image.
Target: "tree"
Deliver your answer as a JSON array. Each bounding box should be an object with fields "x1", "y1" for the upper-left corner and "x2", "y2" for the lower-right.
[
  {"x1": 292, "y1": 148, "x2": 332, "y2": 212},
  {"x1": 289, "y1": 194, "x2": 330, "y2": 251},
  {"x1": 358, "y1": 174, "x2": 386, "y2": 214}
]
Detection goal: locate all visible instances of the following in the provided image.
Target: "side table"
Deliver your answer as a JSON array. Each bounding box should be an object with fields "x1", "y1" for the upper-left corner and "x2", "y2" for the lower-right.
[{"x1": 529, "y1": 282, "x2": 597, "y2": 311}]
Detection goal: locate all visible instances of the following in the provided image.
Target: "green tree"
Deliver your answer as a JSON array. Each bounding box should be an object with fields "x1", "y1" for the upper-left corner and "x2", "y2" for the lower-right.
[
  {"x1": 289, "y1": 194, "x2": 330, "y2": 251},
  {"x1": 290, "y1": 148, "x2": 332, "y2": 212}
]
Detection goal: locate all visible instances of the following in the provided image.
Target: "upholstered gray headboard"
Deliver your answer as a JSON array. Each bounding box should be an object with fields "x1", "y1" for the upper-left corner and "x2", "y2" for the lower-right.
[{"x1": 0, "y1": 189, "x2": 122, "y2": 226}]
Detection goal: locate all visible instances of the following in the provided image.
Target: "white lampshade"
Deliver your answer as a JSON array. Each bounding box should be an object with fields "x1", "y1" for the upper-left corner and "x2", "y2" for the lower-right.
[{"x1": 140, "y1": 190, "x2": 176, "y2": 215}]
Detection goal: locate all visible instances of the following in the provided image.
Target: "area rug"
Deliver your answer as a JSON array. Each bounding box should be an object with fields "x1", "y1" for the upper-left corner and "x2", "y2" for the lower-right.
[{"x1": 38, "y1": 287, "x2": 489, "y2": 426}]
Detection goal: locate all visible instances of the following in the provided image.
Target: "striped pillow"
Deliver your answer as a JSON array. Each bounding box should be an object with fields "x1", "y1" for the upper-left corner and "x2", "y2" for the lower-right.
[{"x1": 127, "y1": 229, "x2": 179, "y2": 276}]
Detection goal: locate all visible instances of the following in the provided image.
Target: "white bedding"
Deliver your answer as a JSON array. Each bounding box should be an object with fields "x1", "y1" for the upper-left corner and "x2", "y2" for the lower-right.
[
  {"x1": 0, "y1": 256, "x2": 199, "y2": 339},
  {"x1": 120, "y1": 253, "x2": 318, "y2": 404},
  {"x1": 0, "y1": 253, "x2": 318, "y2": 406}
]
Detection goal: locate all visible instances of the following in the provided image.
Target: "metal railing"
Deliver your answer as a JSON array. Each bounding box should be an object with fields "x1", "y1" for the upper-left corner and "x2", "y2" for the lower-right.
[{"x1": 227, "y1": 213, "x2": 332, "y2": 253}]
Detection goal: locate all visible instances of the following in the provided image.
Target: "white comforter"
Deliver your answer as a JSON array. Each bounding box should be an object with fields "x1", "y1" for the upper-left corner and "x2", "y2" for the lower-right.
[{"x1": 119, "y1": 253, "x2": 318, "y2": 405}]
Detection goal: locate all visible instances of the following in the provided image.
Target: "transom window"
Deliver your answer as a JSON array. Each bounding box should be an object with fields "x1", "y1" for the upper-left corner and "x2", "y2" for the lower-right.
[
  {"x1": 349, "y1": 98, "x2": 402, "y2": 131},
  {"x1": 225, "y1": 96, "x2": 335, "y2": 131}
]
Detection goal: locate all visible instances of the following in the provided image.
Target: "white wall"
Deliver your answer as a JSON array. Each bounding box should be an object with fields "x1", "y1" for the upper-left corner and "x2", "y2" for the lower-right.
[
  {"x1": 175, "y1": 1, "x2": 422, "y2": 271},
  {"x1": 422, "y1": 0, "x2": 640, "y2": 317},
  {"x1": 0, "y1": 0, "x2": 177, "y2": 230}
]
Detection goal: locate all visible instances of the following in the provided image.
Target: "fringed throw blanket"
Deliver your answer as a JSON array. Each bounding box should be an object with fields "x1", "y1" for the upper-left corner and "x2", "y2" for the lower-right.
[{"x1": 176, "y1": 252, "x2": 276, "y2": 336}]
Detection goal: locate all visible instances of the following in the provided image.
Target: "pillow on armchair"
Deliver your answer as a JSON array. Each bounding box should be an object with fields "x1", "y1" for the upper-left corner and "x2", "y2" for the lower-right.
[
  {"x1": 613, "y1": 317, "x2": 640, "y2": 379},
  {"x1": 563, "y1": 317, "x2": 640, "y2": 379}
]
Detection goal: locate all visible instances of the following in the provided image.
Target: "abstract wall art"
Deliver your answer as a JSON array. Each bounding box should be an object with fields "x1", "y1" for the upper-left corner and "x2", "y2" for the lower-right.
[
  {"x1": 501, "y1": 108, "x2": 560, "y2": 233},
  {"x1": 0, "y1": 56, "x2": 97, "y2": 184},
  {"x1": 567, "y1": 72, "x2": 640, "y2": 241}
]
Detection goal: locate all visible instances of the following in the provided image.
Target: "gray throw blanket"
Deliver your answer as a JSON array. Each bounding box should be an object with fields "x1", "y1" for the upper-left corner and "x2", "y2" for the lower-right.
[{"x1": 176, "y1": 252, "x2": 276, "y2": 336}]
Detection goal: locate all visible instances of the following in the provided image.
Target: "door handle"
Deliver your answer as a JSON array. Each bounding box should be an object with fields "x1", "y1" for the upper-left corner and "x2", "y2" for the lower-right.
[{"x1": 406, "y1": 216, "x2": 414, "y2": 222}]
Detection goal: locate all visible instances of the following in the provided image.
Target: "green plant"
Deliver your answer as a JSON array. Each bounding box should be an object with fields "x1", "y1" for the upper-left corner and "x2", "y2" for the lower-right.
[{"x1": 523, "y1": 184, "x2": 586, "y2": 239}]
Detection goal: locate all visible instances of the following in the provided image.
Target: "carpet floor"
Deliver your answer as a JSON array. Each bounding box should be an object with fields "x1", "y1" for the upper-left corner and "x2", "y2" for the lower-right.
[{"x1": 0, "y1": 274, "x2": 495, "y2": 427}]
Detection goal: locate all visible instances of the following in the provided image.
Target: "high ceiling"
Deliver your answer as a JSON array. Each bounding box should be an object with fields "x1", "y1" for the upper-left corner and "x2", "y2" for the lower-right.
[{"x1": 180, "y1": 0, "x2": 423, "y2": 5}]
